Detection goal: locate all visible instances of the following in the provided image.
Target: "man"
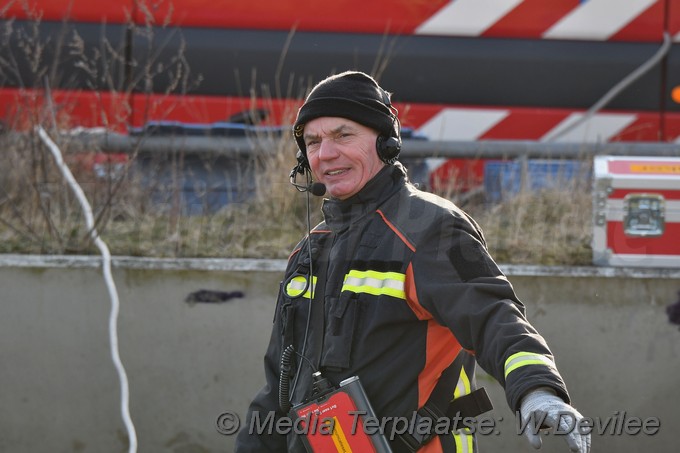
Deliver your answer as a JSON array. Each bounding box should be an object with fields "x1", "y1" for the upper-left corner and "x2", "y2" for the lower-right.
[{"x1": 235, "y1": 71, "x2": 590, "y2": 452}]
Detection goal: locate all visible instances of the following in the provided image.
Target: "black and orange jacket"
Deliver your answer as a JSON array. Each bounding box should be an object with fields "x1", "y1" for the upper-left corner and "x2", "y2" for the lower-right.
[{"x1": 235, "y1": 164, "x2": 569, "y2": 453}]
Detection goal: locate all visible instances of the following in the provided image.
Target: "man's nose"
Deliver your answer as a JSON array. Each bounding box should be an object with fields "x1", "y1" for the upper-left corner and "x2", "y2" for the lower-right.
[{"x1": 317, "y1": 138, "x2": 339, "y2": 160}]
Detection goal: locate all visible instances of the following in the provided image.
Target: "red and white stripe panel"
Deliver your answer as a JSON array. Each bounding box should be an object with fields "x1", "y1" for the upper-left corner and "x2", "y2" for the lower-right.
[
  {"x1": 416, "y1": 0, "x2": 680, "y2": 42},
  {"x1": 6, "y1": 0, "x2": 679, "y2": 42},
  {"x1": 411, "y1": 107, "x2": 680, "y2": 143},
  {"x1": 414, "y1": 106, "x2": 680, "y2": 193}
]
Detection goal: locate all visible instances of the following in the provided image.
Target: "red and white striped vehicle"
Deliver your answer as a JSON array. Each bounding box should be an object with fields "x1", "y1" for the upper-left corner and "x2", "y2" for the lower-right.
[{"x1": 2, "y1": 0, "x2": 679, "y2": 190}]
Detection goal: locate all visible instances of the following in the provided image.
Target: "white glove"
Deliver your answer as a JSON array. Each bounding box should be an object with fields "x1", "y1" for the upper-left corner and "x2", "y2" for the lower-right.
[{"x1": 519, "y1": 387, "x2": 591, "y2": 453}]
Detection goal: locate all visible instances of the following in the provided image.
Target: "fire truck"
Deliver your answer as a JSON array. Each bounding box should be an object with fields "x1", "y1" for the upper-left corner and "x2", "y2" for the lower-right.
[{"x1": 2, "y1": 0, "x2": 680, "y2": 192}]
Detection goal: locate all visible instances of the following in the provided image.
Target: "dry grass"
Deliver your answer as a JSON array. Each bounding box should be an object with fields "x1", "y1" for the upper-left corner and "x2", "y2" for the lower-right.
[
  {"x1": 469, "y1": 188, "x2": 592, "y2": 266},
  {"x1": 0, "y1": 126, "x2": 325, "y2": 259},
  {"x1": 0, "y1": 6, "x2": 324, "y2": 259},
  {"x1": 0, "y1": 10, "x2": 593, "y2": 264},
  {"x1": 0, "y1": 127, "x2": 593, "y2": 264}
]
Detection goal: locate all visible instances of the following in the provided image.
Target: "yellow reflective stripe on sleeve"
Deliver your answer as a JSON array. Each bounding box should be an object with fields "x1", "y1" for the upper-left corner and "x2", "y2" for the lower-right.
[
  {"x1": 453, "y1": 428, "x2": 473, "y2": 453},
  {"x1": 285, "y1": 275, "x2": 317, "y2": 299},
  {"x1": 504, "y1": 351, "x2": 555, "y2": 379},
  {"x1": 453, "y1": 366, "x2": 471, "y2": 399},
  {"x1": 341, "y1": 270, "x2": 406, "y2": 299}
]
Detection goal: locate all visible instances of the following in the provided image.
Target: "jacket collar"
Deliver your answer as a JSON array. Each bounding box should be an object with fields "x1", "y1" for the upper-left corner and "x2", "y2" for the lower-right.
[{"x1": 322, "y1": 164, "x2": 405, "y2": 232}]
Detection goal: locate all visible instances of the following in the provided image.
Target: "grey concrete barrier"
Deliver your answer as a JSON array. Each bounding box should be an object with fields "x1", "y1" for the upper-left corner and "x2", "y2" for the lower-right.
[{"x1": 0, "y1": 255, "x2": 678, "y2": 453}]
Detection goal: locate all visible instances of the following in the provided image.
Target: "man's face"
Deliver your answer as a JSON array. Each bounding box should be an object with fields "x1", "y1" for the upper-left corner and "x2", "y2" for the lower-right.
[{"x1": 303, "y1": 117, "x2": 385, "y2": 200}]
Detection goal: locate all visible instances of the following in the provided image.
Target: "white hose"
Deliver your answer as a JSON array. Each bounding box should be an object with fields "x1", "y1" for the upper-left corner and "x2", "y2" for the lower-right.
[
  {"x1": 37, "y1": 126, "x2": 138, "y2": 453},
  {"x1": 546, "y1": 32, "x2": 672, "y2": 142}
]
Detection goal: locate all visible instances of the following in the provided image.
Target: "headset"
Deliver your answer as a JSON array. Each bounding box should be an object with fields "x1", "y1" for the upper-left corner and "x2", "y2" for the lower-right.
[
  {"x1": 376, "y1": 88, "x2": 402, "y2": 164},
  {"x1": 291, "y1": 87, "x2": 402, "y2": 183}
]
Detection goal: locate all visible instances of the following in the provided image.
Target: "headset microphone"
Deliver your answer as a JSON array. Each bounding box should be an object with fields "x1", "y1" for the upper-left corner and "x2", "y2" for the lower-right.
[
  {"x1": 289, "y1": 180, "x2": 326, "y2": 196},
  {"x1": 289, "y1": 153, "x2": 326, "y2": 196},
  {"x1": 289, "y1": 171, "x2": 326, "y2": 196},
  {"x1": 309, "y1": 182, "x2": 326, "y2": 196}
]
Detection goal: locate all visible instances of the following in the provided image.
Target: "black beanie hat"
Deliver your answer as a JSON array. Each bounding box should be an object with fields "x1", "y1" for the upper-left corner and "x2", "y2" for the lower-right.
[{"x1": 293, "y1": 71, "x2": 399, "y2": 157}]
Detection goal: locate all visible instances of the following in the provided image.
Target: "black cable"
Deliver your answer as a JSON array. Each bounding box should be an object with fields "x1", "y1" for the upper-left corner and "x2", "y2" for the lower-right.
[
  {"x1": 288, "y1": 174, "x2": 316, "y2": 404},
  {"x1": 278, "y1": 168, "x2": 319, "y2": 411},
  {"x1": 279, "y1": 343, "x2": 320, "y2": 413},
  {"x1": 278, "y1": 345, "x2": 295, "y2": 413}
]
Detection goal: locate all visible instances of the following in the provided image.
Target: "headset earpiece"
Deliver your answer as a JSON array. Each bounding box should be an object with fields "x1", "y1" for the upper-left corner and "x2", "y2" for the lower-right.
[
  {"x1": 376, "y1": 87, "x2": 402, "y2": 164},
  {"x1": 376, "y1": 134, "x2": 401, "y2": 163}
]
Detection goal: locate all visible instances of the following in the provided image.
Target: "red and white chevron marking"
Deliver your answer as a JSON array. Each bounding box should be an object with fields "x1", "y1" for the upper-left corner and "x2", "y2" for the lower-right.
[
  {"x1": 409, "y1": 107, "x2": 680, "y2": 143},
  {"x1": 416, "y1": 0, "x2": 680, "y2": 42},
  {"x1": 7, "y1": 0, "x2": 680, "y2": 42},
  {"x1": 415, "y1": 105, "x2": 680, "y2": 193}
]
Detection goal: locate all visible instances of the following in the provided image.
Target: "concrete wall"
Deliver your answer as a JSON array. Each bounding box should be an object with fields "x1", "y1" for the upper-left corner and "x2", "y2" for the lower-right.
[{"x1": 0, "y1": 255, "x2": 678, "y2": 453}]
